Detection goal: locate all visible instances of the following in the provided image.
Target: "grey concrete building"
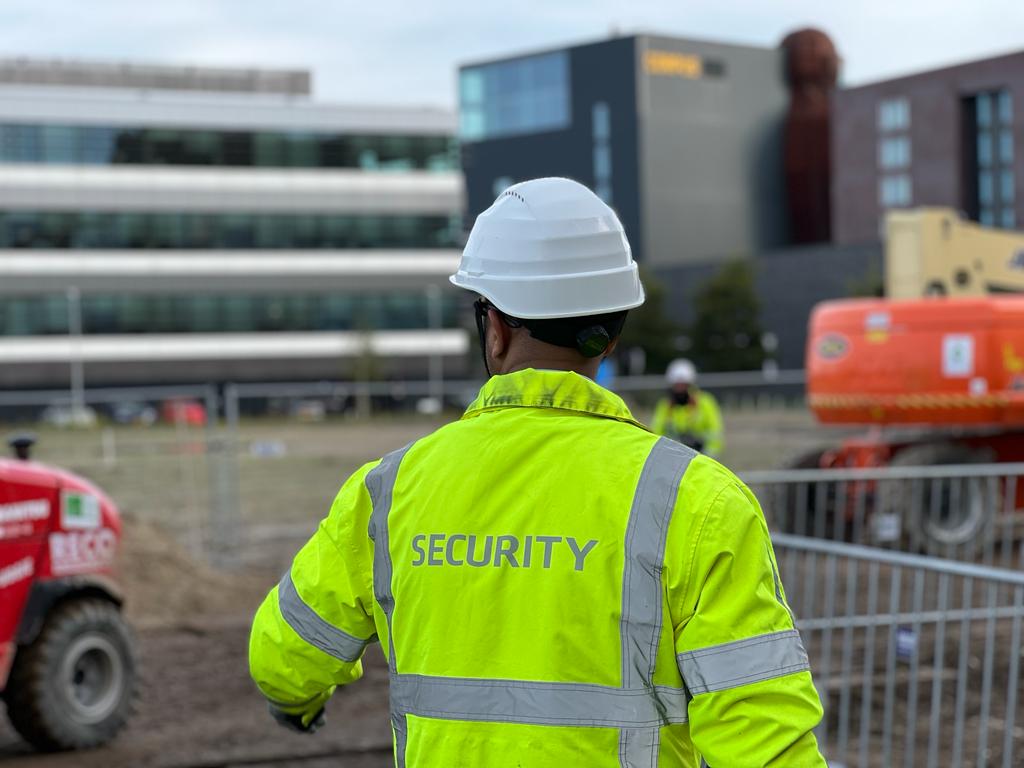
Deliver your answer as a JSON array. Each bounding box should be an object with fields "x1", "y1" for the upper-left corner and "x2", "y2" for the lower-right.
[
  {"x1": 0, "y1": 59, "x2": 468, "y2": 389},
  {"x1": 459, "y1": 34, "x2": 791, "y2": 268},
  {"x1": 833, "y1": 50, "x2": 1024, "y2": 244}
]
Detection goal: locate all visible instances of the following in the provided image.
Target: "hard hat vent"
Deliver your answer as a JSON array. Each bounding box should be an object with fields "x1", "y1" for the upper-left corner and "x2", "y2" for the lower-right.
[{"x1": 502, "y1": 190, "x2": 526, "y2": 204}]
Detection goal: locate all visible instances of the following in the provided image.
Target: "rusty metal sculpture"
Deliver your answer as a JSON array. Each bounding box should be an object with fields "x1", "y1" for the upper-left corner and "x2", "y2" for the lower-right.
[{"x1": 781, "y1": 29, "x2": 839, "y2": 244}]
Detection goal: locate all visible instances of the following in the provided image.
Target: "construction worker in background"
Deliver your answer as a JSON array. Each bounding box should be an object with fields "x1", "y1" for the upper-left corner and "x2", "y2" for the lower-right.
[
  {"x1": 249, "y1": 178, "x2": 825, "y2": 767},
  {"x1": 652, "y1": 359, "x2": 725, "y2": 458}
]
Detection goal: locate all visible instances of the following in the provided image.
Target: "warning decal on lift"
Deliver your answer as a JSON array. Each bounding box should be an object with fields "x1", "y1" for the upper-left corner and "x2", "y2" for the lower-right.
[
  {"x1": 942, "y1": 334, "x2": 974, "y2": 378},
  {"x1": 816, "y1": 334, "x2": 849, "y2": 361}
]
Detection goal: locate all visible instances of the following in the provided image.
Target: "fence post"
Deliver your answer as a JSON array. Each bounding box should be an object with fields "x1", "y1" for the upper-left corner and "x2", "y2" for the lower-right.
[
  {"x1": 100, "y1": 428, "x2": 117, "y2": 468},
  {"x1": 206, "y1": 383, "x2": 243, "y2": 568},
  {"x1": 203, "y1": 383, "x2": 219, "y2": 428}
]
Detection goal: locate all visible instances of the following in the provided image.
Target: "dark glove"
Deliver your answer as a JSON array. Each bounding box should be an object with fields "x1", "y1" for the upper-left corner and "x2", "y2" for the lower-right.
[{"x1": 269, "y1": 703, "x2": 326, "y2": 734}]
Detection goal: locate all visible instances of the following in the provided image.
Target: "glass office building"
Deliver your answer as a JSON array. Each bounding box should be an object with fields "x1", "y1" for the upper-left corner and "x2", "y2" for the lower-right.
[
  {"x1": 0, "y1": 124, "x2": 455, "y2": 170},
  {"x1": 0, "y1": 59, "x2": 467, "y2": 388},
  {"x1": 458, "y1": 35, "x2": 792, "y2": 269}
]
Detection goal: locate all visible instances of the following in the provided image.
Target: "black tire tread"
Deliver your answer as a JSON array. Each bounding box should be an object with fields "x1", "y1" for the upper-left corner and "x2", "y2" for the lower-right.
[
  {"x1": 4, "y1": 597, "x2": 135, "y2": 752},
  {"x1": 886, "y1": 441, "x2": 994, "y2": 556}
]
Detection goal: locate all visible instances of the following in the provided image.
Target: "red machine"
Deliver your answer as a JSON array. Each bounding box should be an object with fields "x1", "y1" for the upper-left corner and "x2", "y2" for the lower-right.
[
  {"x1": 161, "y1": 398, "x2": 207, "y2": 426},
  {"x1": 0, "y1": 436, "x2": 135, "y2": 751},
  {"x1": 800, "y1": 297, "x2": 1024, "y2": 553},
  {"x1": 809, "y1": 297, "x2": 1024, "y2": 430},
  {"x1": 807, "y1": 296, "x2": 1024, "y2": 467}
]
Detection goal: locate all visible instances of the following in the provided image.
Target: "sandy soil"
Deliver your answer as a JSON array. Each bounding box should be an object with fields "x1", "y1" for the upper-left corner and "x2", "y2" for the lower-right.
[
  {"x1": 0, "y1": 626, "x2": 393, "y2": 768},
  {"x1": 0, "y1": 518, "x2": 394, "y2": 767}
]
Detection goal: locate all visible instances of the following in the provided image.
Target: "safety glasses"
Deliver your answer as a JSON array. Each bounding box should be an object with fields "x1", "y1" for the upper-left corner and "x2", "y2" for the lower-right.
[
  {"x1": 473, "y1": 298, "x2": 522, "y2": 335},
  {"x1": 473, "y1": 299, "x2": 523, "y2": 376}
]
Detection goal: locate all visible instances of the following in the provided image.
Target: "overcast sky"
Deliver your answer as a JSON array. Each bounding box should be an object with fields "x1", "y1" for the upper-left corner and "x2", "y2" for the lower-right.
[{"x1": 0, "y1": 1, "x2": 1020, "y2": 108}]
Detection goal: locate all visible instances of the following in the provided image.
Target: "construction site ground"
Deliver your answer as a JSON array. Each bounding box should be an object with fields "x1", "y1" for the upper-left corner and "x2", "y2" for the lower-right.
[{"x1": 1, "y1": 406, "x2": 851, "y2": 766}]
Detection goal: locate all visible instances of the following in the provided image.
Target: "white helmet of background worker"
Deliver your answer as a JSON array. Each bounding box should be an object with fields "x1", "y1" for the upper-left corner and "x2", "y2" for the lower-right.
[
  {"x1": 666, "y1": 358, "x2": 698, "y2": 386},
  {"x1": 450, "y1": 177, "x2": 645, "y2": 319}
]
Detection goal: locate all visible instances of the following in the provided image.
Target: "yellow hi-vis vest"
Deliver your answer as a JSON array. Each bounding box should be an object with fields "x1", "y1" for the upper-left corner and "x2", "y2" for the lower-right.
[
  {"x1": 249, "y1": 369, "x2": 825, "y2": 767},
  {"x1": 651, "y1": 390, "x2": 724, "y2": 458}
]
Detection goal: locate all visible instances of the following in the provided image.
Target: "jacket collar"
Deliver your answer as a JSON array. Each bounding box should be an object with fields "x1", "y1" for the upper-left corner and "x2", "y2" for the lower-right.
[{"x1": 463, "y1": 368, "x2": 646, "y2": 428}]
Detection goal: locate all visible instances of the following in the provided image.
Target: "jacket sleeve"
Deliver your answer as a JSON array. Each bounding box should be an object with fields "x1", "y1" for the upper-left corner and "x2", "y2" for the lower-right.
[
  {"x1": 248, "y1": 461, "x2": 380, "y2": 720},
  {"x1": 673, "y1": 478, "x2": 825, "y2": 767},
  {"x1": 698, "y1": 392, "x2": 724, "y2": 457}
]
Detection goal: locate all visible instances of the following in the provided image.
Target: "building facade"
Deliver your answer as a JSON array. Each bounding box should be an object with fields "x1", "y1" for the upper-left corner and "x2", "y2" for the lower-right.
[
  {"x1": 833, "y1": 51, "x2": 1024, "y2": 244},
  {"x1": 459, "y1": 34, "x2": 791, "y2": 268},
  {"x1": 0, "y1": 59, "x2": 468, "y2": 389}
]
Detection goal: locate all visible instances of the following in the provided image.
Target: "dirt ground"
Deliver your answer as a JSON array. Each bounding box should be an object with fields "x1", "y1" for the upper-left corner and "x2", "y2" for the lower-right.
[
  {"x1": 0, "y1": 407, "x2": 874, "y2": 765},
  {"x1": 0, "y1": 517, "x2": 394, "y2": 767}
]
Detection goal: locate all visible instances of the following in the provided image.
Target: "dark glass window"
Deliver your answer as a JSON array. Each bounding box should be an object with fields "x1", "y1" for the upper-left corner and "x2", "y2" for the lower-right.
[
  {"x1": 0, "y1": 124, "x2": 457, "y2": 171},
  {"x1": 0, "y1": 292, "x2": 461, "y2": 336},
  {"x1": 459, "y1": 52, "x2": 570, "y2": 141},
  {"x1": 0, "y1": 211, "x2": 458, "y2": 249},
  {"x1": 969, "y1": 89, "x2": 1015, "y2": 229}
]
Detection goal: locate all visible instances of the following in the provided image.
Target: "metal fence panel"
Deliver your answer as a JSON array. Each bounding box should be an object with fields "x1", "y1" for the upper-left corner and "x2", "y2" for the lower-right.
[
  {"x1": 773, "y1": 533, "x2": 1024, "y2": 768},
  {"x1": 748, "y1": 464, "x2": 1024, "y2": 567},
  {"x1": 0, "y1": 383, "x2": 239, "y2": 565}
]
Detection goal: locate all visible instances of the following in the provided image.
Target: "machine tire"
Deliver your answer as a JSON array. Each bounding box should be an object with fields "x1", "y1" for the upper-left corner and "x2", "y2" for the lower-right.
[
  {"x1": 4, "y1": 598, "x2": 135, "y2": 751},
  {"x1": 884, "y1": 442, "x2": 996, "y2": 557}
]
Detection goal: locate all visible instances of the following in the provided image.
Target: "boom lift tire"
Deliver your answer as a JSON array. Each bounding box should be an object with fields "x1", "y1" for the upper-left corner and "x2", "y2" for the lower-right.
[{"x1": 882, "y1": 442, "x2": 996, "y2": 557}]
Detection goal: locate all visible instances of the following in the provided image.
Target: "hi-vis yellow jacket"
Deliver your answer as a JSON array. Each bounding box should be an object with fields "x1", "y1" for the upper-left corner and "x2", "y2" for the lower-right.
[
  {"x1": 249, "y1": 369, "x2": 825, "y2": 767},
  {"x1": 651, "y1": 390, "x2": 724, "y2": 458}
]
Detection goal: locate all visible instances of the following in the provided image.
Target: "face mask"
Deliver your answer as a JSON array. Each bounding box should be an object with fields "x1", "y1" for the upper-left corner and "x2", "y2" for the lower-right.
[{"x1": 671, "y1": 388, "x2": 692, "y2": 406}]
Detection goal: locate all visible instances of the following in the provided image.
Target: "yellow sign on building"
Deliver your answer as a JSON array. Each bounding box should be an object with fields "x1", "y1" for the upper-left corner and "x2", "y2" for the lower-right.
[{"x1": 644, "y1": 50, "x2": 703, "y2": 79}]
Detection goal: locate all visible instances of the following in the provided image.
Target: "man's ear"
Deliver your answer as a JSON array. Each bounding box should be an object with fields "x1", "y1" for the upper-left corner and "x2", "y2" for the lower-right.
[
  {"x1": 487, "y1": 308, "x2": 509, "y2": 359},
  {"x1": 603, "y1": 337, "x2": 620, "y2": 359}
]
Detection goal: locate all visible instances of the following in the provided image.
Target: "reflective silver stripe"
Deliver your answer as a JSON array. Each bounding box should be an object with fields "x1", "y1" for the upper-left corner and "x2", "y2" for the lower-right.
[
  {"x1": 366, "y1": 443, "x2": 414, "y2": 768},
  {"x1": 277, "y1": 570, "x2": 369, "y2": 663},
  {"x1": 620, "y1": 727, "x2": 659, "y2": 767},
  {"x1": 390, "y1": 673, "x2": 689, "y2": 728},
  {"x1": 619, "y1": 438, "x2": 695, "y2": 767},
  {"x1": 677, "y1": 629, "x2": 811, "y2": 695},
  {"x1": 620, "y1": 438, "x2": 694, "y2": 688},
  {"x1": 767, "y1": 542, "x2": 797, "y2": 624},
  {"x1": 366, "y1": 445, "x2": 412, "y2": 664}
]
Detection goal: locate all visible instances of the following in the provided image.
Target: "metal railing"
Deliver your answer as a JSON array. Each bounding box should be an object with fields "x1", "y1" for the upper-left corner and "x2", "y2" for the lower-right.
[
  {"x1": 747, "y1": 463, "x2": 1024, "y2": 567},
  {"x1": 774, "y1": 533, "x2": 1024, "y2": 768},
  {"x1": 217, "y1": 368, "x2": 807, "y2": 423}
]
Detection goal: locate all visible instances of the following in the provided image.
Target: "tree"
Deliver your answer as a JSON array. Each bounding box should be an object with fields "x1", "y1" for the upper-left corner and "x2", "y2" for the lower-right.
[
  {"x1": 688, "y1": 259, "x2": 766, "y2": 372},
  {"x1": 846, "y1": 267, "x2": 885, "y2": 297},
  {"x1": 617, "y1": 268, "x2": 679, "y2": 374}
]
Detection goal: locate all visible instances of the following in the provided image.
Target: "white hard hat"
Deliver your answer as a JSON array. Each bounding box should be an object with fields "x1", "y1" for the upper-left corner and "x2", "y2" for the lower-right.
[
  {"x1": 450, "y1": 177, "x2": 645, "y2": 319},
  {"x1": 666, "y1": 359, "x2": 697, "y2": 385}
]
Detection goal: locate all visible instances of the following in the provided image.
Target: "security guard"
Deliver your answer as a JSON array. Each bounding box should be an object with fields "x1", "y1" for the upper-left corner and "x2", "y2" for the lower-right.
[
  {"x1": 652, "y1": 359, "x2": 725, "y2": 457},
  {"x1": 249, "y1": 178, "x2": 825, "y2": 767}
]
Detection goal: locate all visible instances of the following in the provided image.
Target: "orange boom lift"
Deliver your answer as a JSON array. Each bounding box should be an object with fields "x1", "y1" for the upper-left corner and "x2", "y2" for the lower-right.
[{"x1": 802, "y1": 209, "x2": 1024, "y2": 551}]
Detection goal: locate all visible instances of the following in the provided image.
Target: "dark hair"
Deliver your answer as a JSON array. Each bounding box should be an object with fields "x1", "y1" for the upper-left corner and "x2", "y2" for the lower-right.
[
  {"x1": 518, "y1": 311, "x2": 629, "y2": 358},
  {"x1": 474, "y1": 299, "x2": 628, "y2": 359}
]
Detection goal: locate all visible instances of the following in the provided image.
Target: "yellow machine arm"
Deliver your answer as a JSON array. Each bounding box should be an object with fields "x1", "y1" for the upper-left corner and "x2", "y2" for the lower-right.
[{"x1": 885, "y1": 208, "x2": 1024, "y2": 299}]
